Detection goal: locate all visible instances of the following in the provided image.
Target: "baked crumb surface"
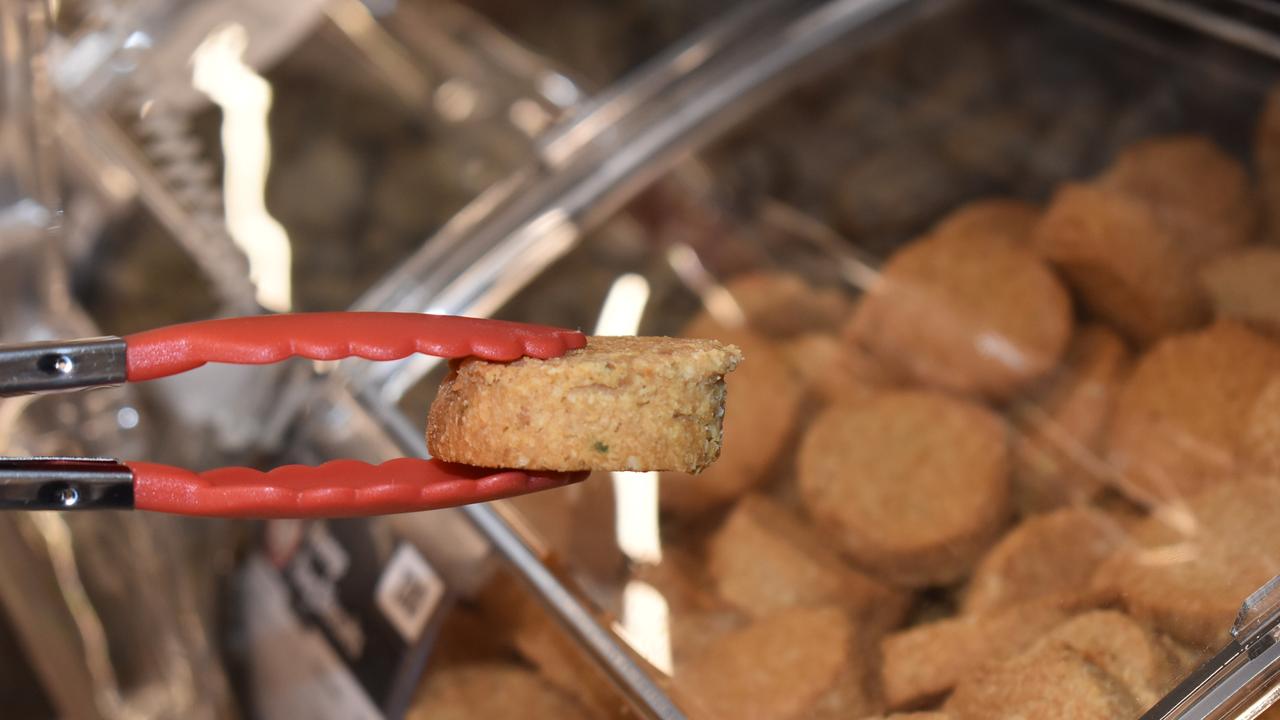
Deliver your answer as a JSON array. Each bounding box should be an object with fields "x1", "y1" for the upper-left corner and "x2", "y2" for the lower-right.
[{"x1": 427, "y1": 336, "x2": 742, "y2": 472}]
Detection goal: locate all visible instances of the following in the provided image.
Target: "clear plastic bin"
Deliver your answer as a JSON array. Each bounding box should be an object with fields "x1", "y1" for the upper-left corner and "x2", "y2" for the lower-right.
[{"x1": 377, "y1": 0, "x2": 1280, "y2": 717}]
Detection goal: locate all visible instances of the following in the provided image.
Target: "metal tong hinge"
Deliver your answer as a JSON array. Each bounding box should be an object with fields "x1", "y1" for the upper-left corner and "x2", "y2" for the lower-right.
[
  {"x1": 0, "y1": 457, "x2": 133, "y2": 509},
  {"x1": 0, "y1": 337, "x2": 127, "y2": 397}
]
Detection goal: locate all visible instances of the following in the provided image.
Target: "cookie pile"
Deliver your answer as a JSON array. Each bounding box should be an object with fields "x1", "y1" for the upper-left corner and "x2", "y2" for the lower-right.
[{"x1": 653, "y1": 120, "x2": 1280, "y2": 718}]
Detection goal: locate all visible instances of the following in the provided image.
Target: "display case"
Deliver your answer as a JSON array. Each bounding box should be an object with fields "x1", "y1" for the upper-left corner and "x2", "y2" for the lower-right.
[
  {"x1": 321, "y1": 0, "x2": 1280, "y2": 718},
  {"x1": 10, "y1": 0, "x2": 1280, "y2": 718}
]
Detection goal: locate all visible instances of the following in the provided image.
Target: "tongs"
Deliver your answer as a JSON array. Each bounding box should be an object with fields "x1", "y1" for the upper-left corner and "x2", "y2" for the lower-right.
[{"x1": 0, "y1": 312, "x2": 588, "y2": 517}]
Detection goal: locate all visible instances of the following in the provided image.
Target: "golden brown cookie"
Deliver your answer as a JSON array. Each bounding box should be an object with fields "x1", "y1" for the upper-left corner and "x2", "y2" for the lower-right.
[
  {"x1": 798, "y1": 391, "x2": 1011, "y2": 587},
  {"x1": 849, "y1": 230, "x2": 1072, "y2": 398},
  {"x1": 780, "y1": 332, "x2": 903, "y2": 407},
  {"x1": 860, "y1": 715, "x2": 951, "y2": 720},
  {"x1": 427, "y1": 336, "x2": 742, "y2": 472},
  {"x1": 928, "y1": 198, "x2": 1040, "y2": 245},
  {"x1": 718, "y1": 272, "x2": 852, "y2": 338},
  {"x1": 1200, "y1": 247, "x2": 1280, "y2": 336},
  {"x1": 707, "y1": 494, "x2": 910, "y2": 635},
  {"x1": 1037, "y1": 610, "x2": 1180, "y2": 708},
  {"x1": 1256, "y1": 85, "x2": 1280, "y2": 244},
  {"x1": 1241, "y1": 376, "x2": 1280, "y2": 475},
  {"x1": 962, "y1": 507, "x2": 1125, "y2": 615},
  {"x1": 944, "y1": 643, "x2": 1141, "y2": 720},
  {"x1": 661, "y1": 325, "x2": 803, "y2": 512},
  {"x1": 1099, "y1": 134, "x2": 1257, "y2": 261},
  {"x1": 1095, "y1": 476, "x2": 1280, "y2": 647},
  {"x1": 880, "y1": 601, "x2": 1074, "y2": 710},
  {"x1": 1108, "y1": 322, "x2": 1280, "y2": 504},
  {"x1": 1034, "y1": 183, "x2": 1208, "y2": 345},
  {"x1": 673, "y1": 606, "x2": 875, "y2": 720},
  {"x1": 409, "y1": 664, "x2": 591, "y2": 720},
  {"x1": 1010, "y1": 324, "x2": 1131, "y2": 512},
  {"x1": 474, "y1": 570, "x2": 637, "y2": 718},
  {"x1": 631, "y1": 549, "x2": 748, "y2": 666}
]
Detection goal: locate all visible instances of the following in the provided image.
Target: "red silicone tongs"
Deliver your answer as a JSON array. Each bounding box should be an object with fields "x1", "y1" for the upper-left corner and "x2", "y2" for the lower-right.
[{"x1": 0, "y1": 312, "x2": 588, "y2": 517}]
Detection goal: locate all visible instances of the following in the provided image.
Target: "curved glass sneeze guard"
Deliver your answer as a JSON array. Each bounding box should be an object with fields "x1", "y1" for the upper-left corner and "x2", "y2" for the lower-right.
[{"x1": 369, "y1": 0, "x2": 1280, "y2": 718}]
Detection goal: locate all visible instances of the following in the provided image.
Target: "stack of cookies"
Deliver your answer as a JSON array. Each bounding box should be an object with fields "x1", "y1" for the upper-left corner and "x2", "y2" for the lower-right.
[{"x1": 649, "y1": 117, "x2": 1280, "y2": 718}]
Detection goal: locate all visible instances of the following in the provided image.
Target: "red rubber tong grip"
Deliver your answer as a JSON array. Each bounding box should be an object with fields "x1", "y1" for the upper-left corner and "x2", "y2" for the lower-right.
[
  {"x1": 129, "y1": 459, "x2": 589, "y2": 517},
  {"x1": 124, "y1": 312, "x2": 587, "y2": 382}
]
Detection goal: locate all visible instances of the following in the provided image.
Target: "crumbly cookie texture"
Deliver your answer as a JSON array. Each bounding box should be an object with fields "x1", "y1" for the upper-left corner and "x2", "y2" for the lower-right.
[
  {"x1": 426, "y1": 336, "x2": 742, "y2": 473},
  {"x1": 1107, "y1": 322, "x2": 1280, "y2": 504},
  {"x1": 1034, "y1": 183, "x2": 1207, "y2": 345},
  {"x1": 797, "y1": 391, "x2": 1011, "y2": 588},
  {"x1": 849, "y1": 228, "x2": 1072, "y2": 399}
]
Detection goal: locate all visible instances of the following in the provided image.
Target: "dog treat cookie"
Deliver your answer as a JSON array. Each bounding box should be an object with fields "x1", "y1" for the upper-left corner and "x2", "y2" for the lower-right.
[
  {"x1": 1010, "y1": 324, "x2": 1130, "y2": 512},
  {"x1": 861, "y1": 715, "x2": 951, "y2": 720},
  {"x1": 632, "y1": 549, "x2": 750, "y2": 665},
  {"x1": 1096, "y1": 476, "x2": 1280, "y2": 647},
  {"x1": 781, "y1": 333, "x2": 902, "y2": 406},
  {"x1": 662, "y1": 325, "x2": 802, "y2": 512},
  {"x1": 1034, "y1": 183, "x2": 1208, "y2": 345},
  {"x1": 945, "y1": 642, "x2": 1141, "y2": 720},
  {"x1": 708, "y1": 494, "x2": 910, "y2": 635},
  {"x1": 720, "y1": 272, "x2": 851, "y2": 337},
  {"x1": 1108, "y1": 322, "x2": 1280, "y2": 504},
  {"x1": 673, "y1": 606, "x2": 875, "y2": 720},
  {"x1": 1256, "y1": 85, "x2": 1280, "y2": 243},
  {"x1": 409, "y1": 664, "x2": 590, "y2": 720},
  {"x1": 962, "y1": 508, "x2": 1124, "y2": 615},
  {"x1": 1201, "y1": 247, "x2": 1280, "y2": 336},
  {"x1": 1099, "y1": 134, "x2": 1257, "y2": 261},
  {"x1": 1242, "y1": 376, "x2": 1280, "y2": 475},
  {"x1": 1038, "y1": 611, "x2": 1179, "y2": 708},
  {"x1": 849, "y1": 229, "x2": 1072, "y2": 398},
  {"x1": 880, "y1": 601, "x2": 1073, "y2": 710},
  {"x1": 427, "y1": 336, "x2": 742, "y2": 472},
  {"x1": 928, "y1": 198, "x2": 1040, "y2": 245},
  {"x1": 798, "y1": 391, "x2": 1011, "y2": 587}
]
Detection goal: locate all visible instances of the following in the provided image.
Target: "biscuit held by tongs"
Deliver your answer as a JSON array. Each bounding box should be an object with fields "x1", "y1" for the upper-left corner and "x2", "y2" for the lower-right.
[
  {"x1": 427, "y1": 336, "x2": 742, "y2": 473},
  {"x1": 0, "y1": 312, "x2": 588, "y2": 516}
]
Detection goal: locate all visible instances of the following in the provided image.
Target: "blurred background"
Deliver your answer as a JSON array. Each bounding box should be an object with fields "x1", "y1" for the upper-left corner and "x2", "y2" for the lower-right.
[{"x1": 4, "y1": 0, "x2": 1280, "y2": 718}]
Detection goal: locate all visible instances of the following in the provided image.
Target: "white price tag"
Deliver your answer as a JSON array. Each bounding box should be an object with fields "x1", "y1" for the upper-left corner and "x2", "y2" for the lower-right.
[{"x1": 375, "y1": 543, "x2": 444, "y2": 645}]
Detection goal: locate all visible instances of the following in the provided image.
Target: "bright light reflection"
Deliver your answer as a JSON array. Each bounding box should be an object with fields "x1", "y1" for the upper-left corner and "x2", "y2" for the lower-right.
[
  {"x1": 613, "y1": 580, "x2": 673, "y2": 675},
  {"x1": 665, "y1": 244, "x2": 746, "y2": 328},
  {"x1": 594, "y1": 273, "x2": 673, "y2": 672},
  {"x1": 192, "y1": 24, "x2": 292, "y2": 312}
]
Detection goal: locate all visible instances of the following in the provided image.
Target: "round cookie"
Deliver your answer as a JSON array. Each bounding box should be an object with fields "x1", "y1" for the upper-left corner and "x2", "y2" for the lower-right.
[
  {"x1": 1099, "y1": 134, "x2": 1257, "y2": 262},
  {"x1": 719, "y1": 272, "x2": 851, "y2": 338},
  {"x1": 1038, "y1": 611, "x2": 1179, "y2": 709},
  {"x1": 880, "y1": 601, "x2": 1074, "y2": 710},
  {"x1": 1200, "y1": 247, "x2": 1280, "y2": 336},
  {"x1": 962, "y1": 507, "x2": 1124, "y2": 615},
  {"x1": 1241, "y1": 376, "x2": 1280, "y2": 475},
  {"x1": 1010, "y1": 324, "x2": 1131, "y2": 513},
  {"x1": 779, "y1": 332, "x2": 901, "y2": 406},
  {"x1": 1107, "y1": 322, "x2": 1280, "y2": 504},
  {"x1": 945, "y1": 643, "x2": 1141, "y2": 720},
  {"x1": 673, "y1": 606, "x2": 874, "y2": 720},
  {"x1": 409, "y1": 664, "x2": 590, "y2": 720},
  {"x1": 1034, "y1": 183, "x2": 1208, "y2": 345},
  {"x1": 707, "y1": 494, "x2": 909, "y2": 635},
  {"x1": 661, "y1": 323, "x2": 803, "y2": 512},
  {"x1": 928, "y1": 197, "x2": 1040, "y2": 245},
  {"x1": 848, "y1": 230, "x2": 1072, "y2": 399},
  {"x1": 1095, "y1": 476, "x2": 1280, "y2": 647},
  {"x1": 797, "y1": 391, "x2": 1011, "y2": 587}
]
